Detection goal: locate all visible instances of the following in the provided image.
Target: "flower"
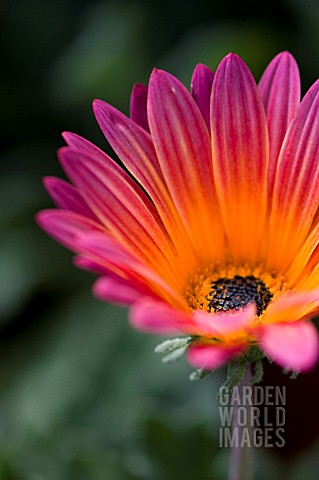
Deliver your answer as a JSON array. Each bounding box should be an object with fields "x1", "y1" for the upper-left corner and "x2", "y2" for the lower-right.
[{"x1": 37, "y1": 52, "x2": 319, "y2": 373}]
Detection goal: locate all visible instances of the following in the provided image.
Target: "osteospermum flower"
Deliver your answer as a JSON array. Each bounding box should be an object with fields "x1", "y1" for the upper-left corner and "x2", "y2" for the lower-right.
[{"x1": 37, "y1": 52, "x2": 319, "y2": 373}]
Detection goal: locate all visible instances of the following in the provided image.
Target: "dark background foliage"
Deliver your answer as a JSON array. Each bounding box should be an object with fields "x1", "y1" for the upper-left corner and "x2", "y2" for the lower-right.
[{"x1": 1, "y1": 0, "x2": 319, "y2": 478}]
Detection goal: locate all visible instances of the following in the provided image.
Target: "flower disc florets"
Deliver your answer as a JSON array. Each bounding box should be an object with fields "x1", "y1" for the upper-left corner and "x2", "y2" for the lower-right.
[
  {"x1": 208, "y1": 275, "x2": 273, "y2": 316},
  {"x1": 185, "y1": 264, "x2": 285, "y2": 316}
]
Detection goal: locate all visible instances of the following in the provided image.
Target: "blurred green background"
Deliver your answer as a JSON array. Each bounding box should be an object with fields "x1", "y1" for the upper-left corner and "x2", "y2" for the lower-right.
[{"x1": 1, "y1": 0, "x2": 319, "y2": 478}]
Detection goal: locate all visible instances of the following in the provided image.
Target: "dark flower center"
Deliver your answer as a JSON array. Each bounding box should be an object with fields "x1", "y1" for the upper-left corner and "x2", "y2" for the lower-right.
[{"x1": 208, "y1": 275, "x2": 273, "y2": 316}]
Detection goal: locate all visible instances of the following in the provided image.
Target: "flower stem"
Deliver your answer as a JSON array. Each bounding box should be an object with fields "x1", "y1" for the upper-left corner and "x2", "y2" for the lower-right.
[{"x1": 228, "y1": 362, "x2": 254, "y2": 480}]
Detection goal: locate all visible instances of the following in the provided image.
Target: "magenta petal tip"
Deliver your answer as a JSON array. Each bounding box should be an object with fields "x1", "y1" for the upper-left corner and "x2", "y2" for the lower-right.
[
  {"x1": 187, "y1": 343, "x2": 242, "y2": 370},
  {"x1": 259, "y1": 321, "x2": 319, "y2": 372}
]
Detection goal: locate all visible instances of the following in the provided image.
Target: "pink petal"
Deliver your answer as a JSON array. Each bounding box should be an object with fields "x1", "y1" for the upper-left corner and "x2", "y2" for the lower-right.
[
  {"x1": 35, "y1": 209, "x2": 105, "y2": 251},
  {"x1": 191, "y1": 63, "x2": 214, "y2": 129},
  {"x1": 78, "y1": 232, "x2": 136, "y2": 266},
  {"x1": 129, "y1": 298, "x2": 194, "y2": 335},
  {"x1": 258, "y1": 321, "x2": 319, "y2": 372},
  {"x1": 43, "y1": 176, "x2": 97, "y2": 220},
  {"x1": 37, "y1": 211, "x2": 184, "y2": 307},
  {"x1": 59, "y1": 147, "x2": 174, "y2": 269},
  {"x1": 93, "y1": 99, "x2": 163, "y2": 180},
  {"x1": 130, "y1": 298, "x2": 256, "y2": 339},
  {"x1": 93, "y1": 275, "x2": 156, "y2": 306},
  {"x1": 76, "y1": 256, "x2": 156, "y2": 302},
  {"x1": 74, "y1": 256, "x2": 110, "y2": 275},
  {"x1": 61, "y1": 139, "x2": 160, "y2": 219},
  {"x1": 259, "y1": 52, "x2": 300, "y2": 195},
  {"x1": 148, "y1": 68, "x2": 224, "y2": 260},
  {"x1": 192, "y1": 304, "x2": 256, "y2": 337},
  {"x1": 37, "y1": 211, "x2": 155, "y2": 292},
  {"x1": 92, "y1": 100, "x2": 184, "y2": 244},
  {"x1": 62, "y1": 132, "x2": 108, "y2": 161},
  {"x1": 187, "y1": 343, "x2": 244, "y2": 370},
  {"x1": 268, "y1": 79, "x2": 319, "y2": 271},
  {"x1": 130, "y1": 83, "x2": 149, "y2": 132},
  {"x1": 211, "y1": 53, "x2": 268, "y2": 262},
  {"x1": 79, "y1": 233, "x2": 186, "y2": 307},
  {"x1": 148, "y1": 68, "x2": 213, "y2": 206}
]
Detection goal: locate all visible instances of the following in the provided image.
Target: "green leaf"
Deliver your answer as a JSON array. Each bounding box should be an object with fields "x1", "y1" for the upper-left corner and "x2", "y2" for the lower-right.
[
  {"x1": 249, "y1": 360, "x2": 264, "y2": 385},
  {"x1": 218, "y1": 361, "x2": 246, "y2": 401},
  {"x1": 161, "y1": 346, "x2": 187, "y2": 364},
  {"x1": 154, "y1": 337, "x2": 191, "y2": 354},
  {"x1": 189, "y1": 369, "x2": 214, "y2": 381}
]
